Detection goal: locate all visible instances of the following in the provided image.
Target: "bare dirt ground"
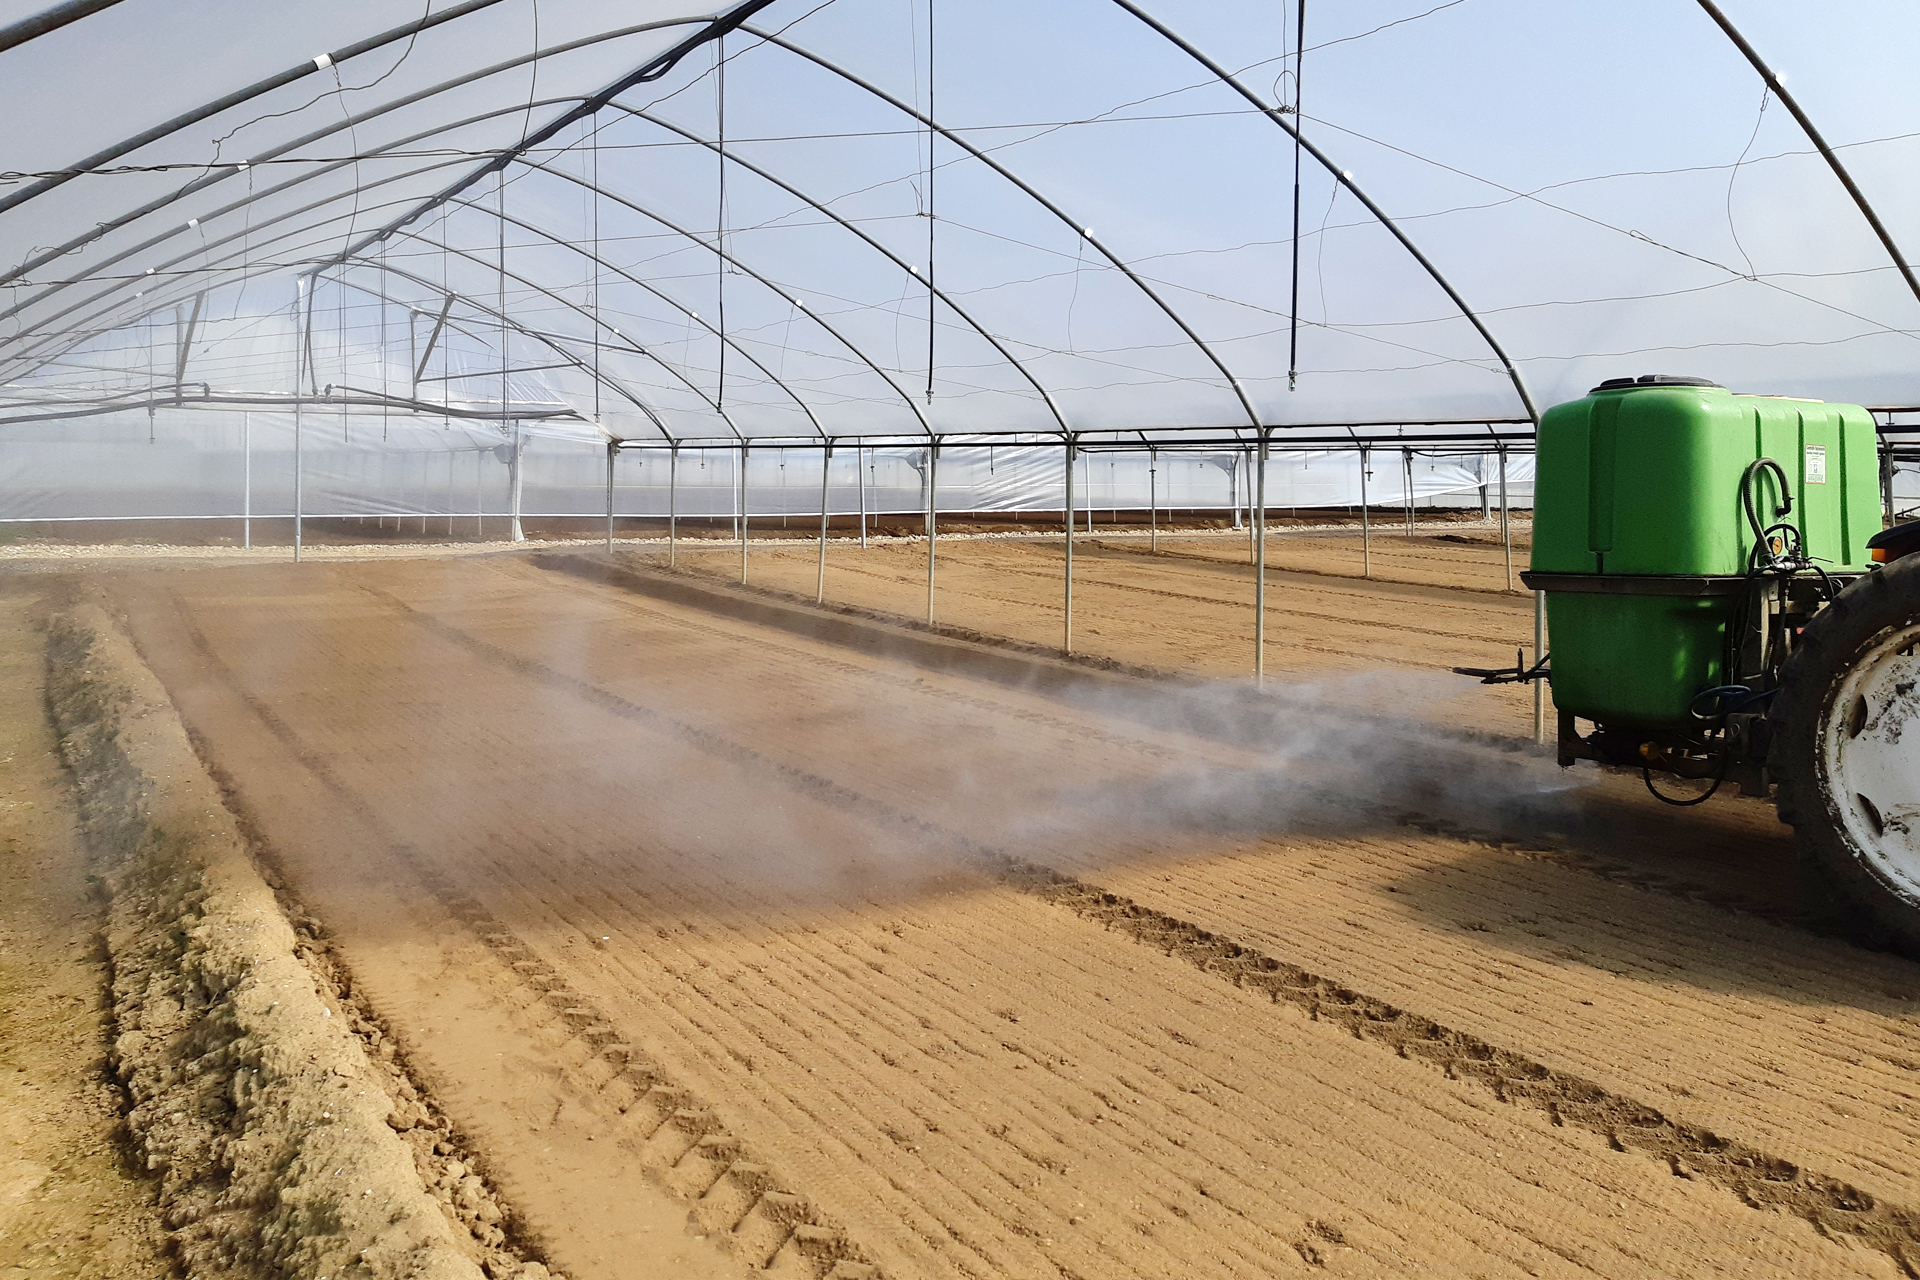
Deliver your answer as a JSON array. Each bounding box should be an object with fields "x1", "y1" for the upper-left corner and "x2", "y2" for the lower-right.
[
  {"x1": 0, "y1": 587, "x2": 172, "y2": 1279},
  {"x1": 666, "y1": 523, "x2": 1540, "y2": 735},
  {"x1": 0, "y1": 539, "x2": 1885, "y2": 1279}
]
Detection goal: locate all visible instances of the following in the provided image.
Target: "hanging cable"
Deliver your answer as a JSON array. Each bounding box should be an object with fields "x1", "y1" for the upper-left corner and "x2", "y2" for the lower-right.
[
  {"x1": 1287, "y1": 0, "x2": 1306, "y2": 391},
  {"x1": 924, "y1": 0, "x2": 936, "y2": 405}
]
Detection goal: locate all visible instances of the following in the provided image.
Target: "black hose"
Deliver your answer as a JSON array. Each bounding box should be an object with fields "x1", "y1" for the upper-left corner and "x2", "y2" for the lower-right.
[
  {"x1": 1644, "y1": 747, "x2": 1731, "y2": 806},
  {"x1": 1739, "y1": 458, "x2": 1793, "y2": 569}
]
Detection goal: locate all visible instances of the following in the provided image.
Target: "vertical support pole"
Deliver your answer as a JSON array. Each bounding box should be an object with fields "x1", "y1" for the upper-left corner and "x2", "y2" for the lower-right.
[
  {"x1": 668, "y1": 443, "x2": 679, "y2": 568},
  {"x1": 1064, "y1": 436, "x2": 1076, "y2": 654},
  {"x1": 739, "y1": 443, "x2": 749, "y2": 584},
  {"x1": 1534, "y1": 589, "x2": 1546, "y2": 744},
  {"x1": 1403, "y1": 448, "x2": 1415, "y2": 537},
  {"x1": 1230, "y1": 452, "x2": 1242, "y2": 530},
  {"x1": 1498, "y1": 446, "x2": 1513, "y2": 592},
  {"x1": 857, "y1": 444, "x2": 868, "y2": 547},
  {"x1": 1246, "y1": 446, "x2": 1256, "y2": 562},
  {"x1": 509, "y1": 420, "x2": 525, "y2": 542},
  {"x1": 293, "y1": 280, "x2": 305, "y2": 562},
  {"x1": 926, "y1": 441, "x2": 939, "y2": 624},
  {"x1": 242, "y1": 411, "x2": 252, "y2": 549},
  {"x1": 1359, "y1": 446, "x2": 1371, "y2": 579},
  {"x1": 1255, "y1": 432, "x2": 1268, "y2": 687},
  {"x1": 605, "y1": 440, "x2": 616, "y2": 553},
  {"x1": 817, "y1": 440, "x2": 832, "y2": 604},
  {"x1": 1149, "y1": 446, "x2": 1158, "y2": 553}
]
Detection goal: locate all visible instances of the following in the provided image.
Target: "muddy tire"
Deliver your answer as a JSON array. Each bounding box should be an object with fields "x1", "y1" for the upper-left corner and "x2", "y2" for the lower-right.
[{"x1": 1771, "y1": 556, "x2": 1920, "y2": 952}]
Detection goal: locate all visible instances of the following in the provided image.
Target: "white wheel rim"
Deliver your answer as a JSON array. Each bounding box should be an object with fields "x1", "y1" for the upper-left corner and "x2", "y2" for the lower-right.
[{"x1": 1819, "y1": 621, "x2": 1920, "y2": 901}]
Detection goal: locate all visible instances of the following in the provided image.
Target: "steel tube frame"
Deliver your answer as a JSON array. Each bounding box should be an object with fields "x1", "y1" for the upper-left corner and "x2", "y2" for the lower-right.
[
  {"x1": 603, "y1": 105, "x2": 1072, "y2": 436},
  {"x1": 1148, "y1": 446, "x2": 1158, "y2": 553},
  {"x1": 926, "y1": 442, "x2": 939, "y2": 625},
  {"x1": 1254, "y1": 432, "x2": 1268, "y2": 686},
  {"x1": 0, "y1": 91, "x2": 602, "y2": 365},
  {"x1": 327, "y1": 4, "x2": 778, "y2": 269},
  {"x1": 745, "y1": 26, "x2": 1261, "y2": 433},
  {"x1": 1064, "y1": 437, "x2": 1076, "y2": 653},
  {"x1": 1498, "y1": 447, "x2": 1513, "y2": 591},
  {"x1": 336, "y1": 257, "x2": 684, "y2": 437},
  {"x1": 436, "y1": 187, "x2": 822, "y2": 434},
  {"x1": 817, "y1": 440, "x2": 831, "y2": 603},
  {"x1": 668, "y1": 443, "x2": 679, "y2": 567},
  {"x1": 293, "y1": 278, "x2": 315, "y2": 560},
  {"x1": 1105, "y1": 0, "x2": 1540, "y2": 425},
  {"x1": 605, "y1": 439, "x2": 617, "y2": 551},
  {"x1": 459, "y1": 175, "x2": 870, "y2": 438},
  {"x1": 1694, "y1": 0, "x2": 1920, "y2": 312},
  {"x1": 1359, "y1": 445, "x2": 1371, "y2": 578},
  {"x1": 0, "y1": 0, "x2": 517, "y2": 237},
  {"x1": 242, "y1": 410, "x2": 252, "y2": 549}
]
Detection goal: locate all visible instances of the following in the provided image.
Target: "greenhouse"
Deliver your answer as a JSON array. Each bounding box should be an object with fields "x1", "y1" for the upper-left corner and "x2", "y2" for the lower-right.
[
  {"x1": 5, "y1": 5, "x2": 1920, "y2": 1280},
  {"x1": 4, "y1": 0, "x2": 1916, "y2": 537}
]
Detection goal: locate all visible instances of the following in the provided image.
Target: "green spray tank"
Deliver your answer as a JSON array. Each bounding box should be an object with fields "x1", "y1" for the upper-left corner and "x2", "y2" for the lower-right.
[
  {"x1": 1475, "y1": 374, "x2": 1920, "y2": 953},
  {"x1": 1526, "y1": 375, "x2": 1881, "y2": 730}
]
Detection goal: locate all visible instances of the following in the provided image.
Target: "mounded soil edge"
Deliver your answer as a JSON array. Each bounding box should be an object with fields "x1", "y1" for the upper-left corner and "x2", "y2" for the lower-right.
[{"x1": 41, "y1": 597, "x2": 545, "y2": 1280}]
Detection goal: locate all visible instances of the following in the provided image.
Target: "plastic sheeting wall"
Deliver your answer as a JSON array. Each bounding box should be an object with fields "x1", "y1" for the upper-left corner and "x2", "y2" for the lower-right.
[{"x1": 0, "y1": 409, "x2": 1541, "y2": 524}]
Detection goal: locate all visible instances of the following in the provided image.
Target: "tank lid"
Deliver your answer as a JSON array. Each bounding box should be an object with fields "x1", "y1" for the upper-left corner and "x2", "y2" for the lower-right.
[{"x1": 1590, "y1": 373, "x2": 1724, "y2": 393}]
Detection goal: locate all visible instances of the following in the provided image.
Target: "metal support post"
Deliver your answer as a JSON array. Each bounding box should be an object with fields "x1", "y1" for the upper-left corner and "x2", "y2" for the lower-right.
[
  {"x1": 242, "y1": 411, "x2": 252, "y2": 549},
  {"x1": 1246, "y1": 446, "x2": 1256, "y2": 562},
  {"x1": 857, "y1": 444, "x2": 868, "y2": 547},
  {"x1": 668, "y1": 444, "x2": 679, "y2": 568},
  {"x1": 509, "y1": 420, "x2": 525, "y2": 543},
  {"x1": 1149, "y1": 446, "x2": 1158, "y2": 553},
  {"x1": 293, "y1": 280, "x2": 305, "y2": 562},
  {"x1": 926, "y1": 441, "x2": 939, "y2": 624},
  {"x1": 293, "y1": 398, "x2": 303, "y2": 560},
  {"x1": 605, "y1": 440, "x2": 617, "y2": 552},
  {"x1": 1064, "y1": 437, "x2": 1076, "y2": 654},
  {"x1": 817, "y1": 440, "x2": 832, "y2": 604},
  {"x1": 1403, "y1": 448, "x2": 1415, "y2": 537},
  {"x1": 740, "y1": 444, "x2": 750, "y2": 584},
  {"x1": 1359, "y1": 446, "x2": 1371, "y2": 579},
  {"x1": 1255, "y1": 433, "x2": 1268, "y2": 687},
  {"x1": 1498, "y1": 447, "x2": 1513, "y2": 592},
  {"x1": 1533, "y1": 589, "x2": 1546, "y2": 744}
]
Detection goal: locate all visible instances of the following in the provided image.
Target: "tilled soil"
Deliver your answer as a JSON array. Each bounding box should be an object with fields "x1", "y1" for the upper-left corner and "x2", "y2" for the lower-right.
[
  {"x1": 77, "y1": 548, "x2": 1920, "y2": 1279},
  {"x1": 0, "y1": 589, "x2": 172, "y2": 1279}
]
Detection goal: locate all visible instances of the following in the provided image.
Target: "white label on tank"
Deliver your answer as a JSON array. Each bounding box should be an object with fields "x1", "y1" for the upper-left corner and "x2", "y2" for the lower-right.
[{"x1": 1805, "y1": 444, "x2": 1827, "y2": 484}]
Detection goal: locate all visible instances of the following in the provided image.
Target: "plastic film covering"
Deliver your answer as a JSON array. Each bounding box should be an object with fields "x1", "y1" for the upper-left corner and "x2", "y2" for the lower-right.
[
  {"x1": 1, "y1": 0, "x2": 1918, "y2": 516},
  {"x1": 0, "y1": 410, "x2": 1536, "y2": 522}
]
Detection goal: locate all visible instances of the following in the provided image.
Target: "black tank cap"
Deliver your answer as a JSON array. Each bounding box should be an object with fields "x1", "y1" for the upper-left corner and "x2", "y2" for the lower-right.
[{"x1": 1590, "y1": 374, "x2": 1723, "y2": 393}]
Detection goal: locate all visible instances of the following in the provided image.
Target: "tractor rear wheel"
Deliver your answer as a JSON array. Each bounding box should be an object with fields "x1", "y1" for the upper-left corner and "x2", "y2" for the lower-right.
[{"x1": 1771, "y1": 556, "x2": 1920, "y2": 952}]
